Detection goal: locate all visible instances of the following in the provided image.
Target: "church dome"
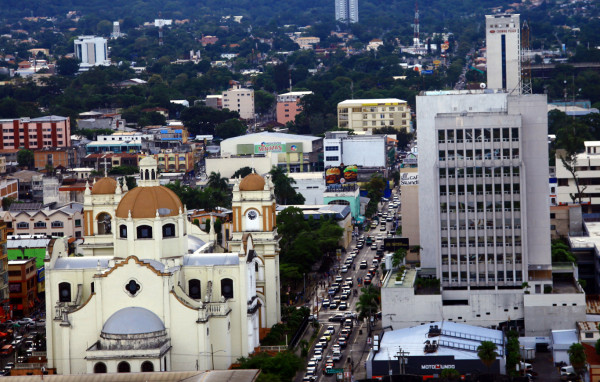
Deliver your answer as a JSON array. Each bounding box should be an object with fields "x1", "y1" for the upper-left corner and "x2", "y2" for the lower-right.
[
  {"x1": 102, "y1": 307, "x2": 165, "y2": 335},
  {"x1": 91, "y1": 177, "x2": 117, "y2": 195},
  {"x1": 239, "y1": 173, "x2": 265, "y2": 191},
  {"x1": 115, "y1": 186, "x2": 183, "y2": 219}
]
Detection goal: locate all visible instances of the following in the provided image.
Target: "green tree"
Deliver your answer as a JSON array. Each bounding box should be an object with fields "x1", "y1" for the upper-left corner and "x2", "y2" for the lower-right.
[
  {"x1": 207, "y1": 172, "x2": 229, "y2": 192},
  {"x1": 356, "y1": 285, "x2": 380, "y2": 325},
  {"x1": 392, "y1": 248, "x2": 407, "y2": 268},
  {"x1": 552, "y1": 239, "x2": 576, "y2": 263},
  {"x1": 568, "y1": 343, "x2": 587, "y2": 377},
  {"x1": 477, "y1": 341, "x2": 498, "y2": 372},
  {"x1": 56, "y1": 57, "x2": 80, "y2": 76},
  {"x1": 215, "y1": 118, "x2": 247, "y2": 139},
  {"x1": 255, "y1": 90, "x2": 275, "y2": 115},
  {"x1": 269, "y1": 167, "x2": 305, "y2": 205},
  {"x1": 1, "y1": 197, "x2": 15, "y2": 210},
  {"x1": 505, "y1": 330, "x2": 521, "y2": 376},
  {"x1": 232, "y1": 167, "x2": 254, "y2": 179},
  {"x1": 440, "y1": 368, "x2": 461, "y2": 381},
  {"x1": 235, "y1": 351, "x2": 302, "y2": 382},
  {"x1": 17, "y1": 149, "x2": 34, "y2": 168}
]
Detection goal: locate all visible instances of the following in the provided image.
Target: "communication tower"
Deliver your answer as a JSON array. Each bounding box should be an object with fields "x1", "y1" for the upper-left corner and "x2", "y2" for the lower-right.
[
  {"x1": 520, "y1": 20, "x2": 532, "y2": 94},
  {"x1": 414, "y1": 1, "x2": 420, "y2": 48}
]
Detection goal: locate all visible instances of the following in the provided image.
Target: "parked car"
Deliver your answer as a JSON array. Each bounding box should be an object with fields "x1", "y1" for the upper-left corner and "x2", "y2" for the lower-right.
[{"x1": 328, "y1": 314, "x2": 345, "y2": 322}]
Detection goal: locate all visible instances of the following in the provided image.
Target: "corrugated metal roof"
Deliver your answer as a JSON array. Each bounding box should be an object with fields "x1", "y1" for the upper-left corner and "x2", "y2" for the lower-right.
[{"x1": 184, "y1": 253, "x2": 239, "y2": 266}]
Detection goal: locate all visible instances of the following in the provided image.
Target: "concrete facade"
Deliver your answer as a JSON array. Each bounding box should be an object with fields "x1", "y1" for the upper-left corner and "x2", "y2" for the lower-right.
[
  {"x1": 74, "y1": 36, "x2": 110, "y2": 70},
  {"x1": 400, "y1": 166, "x2": 419, "y2": 247},
  {"x1": 335, "y1": 0, "x2": 359, "y2": 23},
  {"x1": 223, "y1": 83, "x2": 254, "y2": 120},
  {"x1": 556, "y1": 141, "x2": 600, "y2": 211},
  {"x1": 287, "y1": 172, "x2": 326, "y2": 205},
  {"x1": 337, "y1": 99, "x2": 410, "y2": 134},
  {"x1": 323, "y1": 131, "x2": 386, "y2": 168},
  {"x1": 0, "y1": 116, "x2": 71, "y2": 150},
  {"x1": 276, "y1": 91, "x2": 312, "y2": 125},
  {"x1": 486, "y1": 14, "x2": 521, "y2": 93}
]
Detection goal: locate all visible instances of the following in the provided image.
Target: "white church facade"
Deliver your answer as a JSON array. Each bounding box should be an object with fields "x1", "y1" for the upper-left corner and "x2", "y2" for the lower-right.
[{"x1": 45, "y1": 157, "x2": 281, "y2": 374}]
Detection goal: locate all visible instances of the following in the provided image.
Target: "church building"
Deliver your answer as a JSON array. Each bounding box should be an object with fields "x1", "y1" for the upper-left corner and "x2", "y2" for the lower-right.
[{"x1": 45, "y1": 157, "x2": 281, "y2": 374}]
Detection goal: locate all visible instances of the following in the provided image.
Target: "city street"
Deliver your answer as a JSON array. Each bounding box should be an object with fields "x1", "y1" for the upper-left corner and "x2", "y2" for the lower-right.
[{"x1": 296, "y1": 192, "x2": 401, "y2": 382}]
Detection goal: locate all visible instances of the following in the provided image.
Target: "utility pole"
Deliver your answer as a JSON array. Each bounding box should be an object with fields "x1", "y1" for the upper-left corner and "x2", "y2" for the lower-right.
[{"x1": 394, "y1": 347, "x2": 410, "y2": 374}]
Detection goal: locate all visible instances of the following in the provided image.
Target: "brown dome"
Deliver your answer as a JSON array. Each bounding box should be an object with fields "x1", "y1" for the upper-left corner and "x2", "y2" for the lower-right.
[
  {"x1": 239, "y1": 173, "x2": 265, "y2": 191},
  {"x1": 115, "y1": 186, "x2": 183, "y2": 219},
  {"x1": 92, "y1": 177, "x2": 117, "y2": 195}
]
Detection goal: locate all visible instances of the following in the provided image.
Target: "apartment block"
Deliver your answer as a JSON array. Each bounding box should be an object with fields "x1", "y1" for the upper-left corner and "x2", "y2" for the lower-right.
[
  {"x1": 556, "y1": 141, "x2": 600, "y2": 212},
  {"x1": 337, "y1": 98, "x2": 410, "y2": 134},
  {"x1": 276, "y1": 91, "x2": 312, "y2": 125},
  {"x1": 7, "y1": 257, "x2": 37, "y2": 318},
  {"x1": 33, "y1": 147, "x2": 77, "y2": 170},
  {"x1": 0, "y1": 116, "x2": 71, "y2": 150},
  {"x1": 335, "y1": 0, "x2": 359, "y2": 23},
  {"x1": 223, "y1": 82, "x2": 255, "y2": 120},
  {"x1": 74, "y1": 35, "x2": 110, "y2": 70}
]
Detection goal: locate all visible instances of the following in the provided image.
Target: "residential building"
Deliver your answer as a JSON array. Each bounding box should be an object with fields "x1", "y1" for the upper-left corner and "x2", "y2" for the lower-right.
[
  {"x1": 0, "y1": 116, "x2": 71, "y2": 150},
  {"x1": 337, "y1": 98, "x2": 411, "y2": 134},
  {"x1": 556, "y1": 141, "x2": 600, "y2": 212},
  {"x1": 8, "y1": 170, "x2": 43, "y2": 200},
  {"x1": 550, "y1": 204, "x2": 582, "y2": 239},
  {"x1": 8, "y1": 257, "x2": 37, "y2": 318},
  {"x1": 82, "y1": 153, "x2": 139, "y2": 171},
  {"x1": 335, "y1": 0, "x2": 359, "y2": 23},
  {"x1": 485, "y1": 14, "x2": 521, "y2": 92},
  {"x1": 222, "y1": 82, "x2": 255, "y2": 120},
  {"x1": 578, "y1": 321, "x2": 600, "y2": 344},
  {"x1": 0, "y1": 156, "x2": 6, "y2": 174},
  {"x1": 154, "y1": 151, "x2": 194, "y2": 173},
  {"x1": 294, "y1": 37, "x2": 320, "y2": 50},
  {"x1": 205, "y1": 95, "x2": 223, "y2": 110},
  {"x1": 45, "y1": 159, "x2": 281, "y2": 374},
  {"x1": 5, "y1": 203, "x2": 84, "y2": 239},
  {"x1": 323, "y1": 131, "x2": 386, "y2": 169},
  {"x1": 33, "y1": 147, "x2": 77, "y2": 170},
  {"x1": 74, "y1": 36, "x2": 110, "y2": 70},
  {"x1": 276, "y1": 91, "x2": 313, "y2": 125},
  {"x1": 0, "y1": 178, "x2": 18, "y2": 201}
]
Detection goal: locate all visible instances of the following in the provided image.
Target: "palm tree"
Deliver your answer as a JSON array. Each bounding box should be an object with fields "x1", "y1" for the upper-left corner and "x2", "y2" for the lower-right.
[
  {"x1": 568, "y1": 343, "x2": 587, "y2": 378},
  {"x1": 356, "y1": 285, "x2": 380, "y2": 334},
  {"x1": 392, "y1": 248, "x2": 407, "y2": 269},
  {"x1": 207, "y1": 172, "x2": 229, "y2": 192},
  {"x1": 477, "y1": 341, "x2": 498, "y2": 372}
]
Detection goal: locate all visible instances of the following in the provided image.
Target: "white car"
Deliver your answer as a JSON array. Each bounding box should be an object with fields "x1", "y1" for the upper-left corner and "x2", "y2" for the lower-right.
[
  {"x1": 341, "y1": 266, "x2": 348, "y2": 273},
  {"x1": 313, "y1": 349, "x2": 323, "y2": 361}
]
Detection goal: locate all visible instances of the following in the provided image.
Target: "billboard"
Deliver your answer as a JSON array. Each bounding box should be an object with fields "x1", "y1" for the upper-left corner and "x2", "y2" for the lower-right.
[
  {"x1": 254, "y1": 142, "x2": 301, "y2": 154},
  {"x1": 383, "y1": 237, "x2": 409, "y2": 252},
  {"x1": 400, "y1": 172, "x2": 418, "y2": 185},
  {"x1": 325, "y1": 165, "x2": 358, "y2": 185}
]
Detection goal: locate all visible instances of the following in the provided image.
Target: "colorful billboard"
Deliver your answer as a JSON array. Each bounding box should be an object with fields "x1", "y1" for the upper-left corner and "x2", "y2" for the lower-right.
[
  {"x1": 325, "y1": 165, "x2": 358, "y2": 185},
  {"x1": 254, "y1": 142, "x2": 285, "y2": 154}
]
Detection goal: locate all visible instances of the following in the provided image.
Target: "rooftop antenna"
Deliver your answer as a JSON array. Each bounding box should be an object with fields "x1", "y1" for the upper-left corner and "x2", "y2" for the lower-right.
[
  {"x1": 520, "y1": 20, "x2": 532, "y2": 95},
  {"x1": 289, "y1": 71, "x2": 292, "y2": 92}
]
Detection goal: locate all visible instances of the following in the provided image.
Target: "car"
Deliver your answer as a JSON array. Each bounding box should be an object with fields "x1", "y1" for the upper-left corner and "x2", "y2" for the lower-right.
[
  {"x1": 345, "y1": 277, "x2": 353, "y2": 286},
  {"x1": 332, "y1": 344, "x2": 341, "y2": 353},
  {"x1": 308, "y1": 360, "x2": 318, "y2": 369},
  {"x1": 356, "y1": 242, "x2": 364, "y2": 249},
  {"x1": 380, "y1": 225, "x2": 386, "y2": 231},
  {"x1": 326, "y1": 325, "x2": 335, "y2": 335},
  {"x1": 331, "y1": 283, "x2": 340, "y2": 291},
  {"x1": 360, "y1": 260, "x2": 368, "y2": 269},
  {"x1": 323, "y1": 299, "x2": 330, "y2": 308},
  {"x1": 302, "y1": 375, "x2": 315, "y2": 382},
  {"x1": 343, "y1": 318, "x2": 354, "y2": 329},
  {"x1": 340, "y1": 292, "x2": 349, "y2": 301},
  {"x1": 313, "y1": 349, "x2": 323, "y2": 361},
  {"x1": 332, "y1": 351, "x2": 342, "y2": 361},
  {"x1": 320, "y1": 335, "x2": 330, "y2": 343},
  {"x1": 341, "y1": 328, "x2": 351, "y2": 337},
  {"x1": 338, "y1": 302, "x2": 348, "y2": 310},
  {"x1": 387, "y1": 217, "x2": 393, "y2": 222},
  {"x1": 335, "y1": 276, "x2": 343, "y2": 283},
  {"x1": 376, "y1": 249, "x2": 383, "y2": 256},
  {"x1": 371, "y1": 244, "x2": 377, "y2": 250},
  {"x1": 338, "y1": 336, "x2": 347, "y2": 348},
  {"x1": 17, "y1": 318, "x2": 34, "y2": 326},
  {"x1": 328, "y1": 314, "x2": 345, "y2": 322},
  {"x1": 372, "y1": 259, "x2": 379, "y2": 266},
  {"x1": 341, "y1": 266, "x2": 348, "y2": 273},
  {"x1": 328, "y1": 287, "x2": 337, "y2": 295},
  {"x1": 364, "y1": 276, "x2": 372, "y2": 285},
  {"x1": 329, "y1": 301, "x2": 338, "y2": 309}
]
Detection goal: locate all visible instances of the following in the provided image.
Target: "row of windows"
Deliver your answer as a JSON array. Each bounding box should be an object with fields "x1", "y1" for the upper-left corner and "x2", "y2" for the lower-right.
[
  {"x1": 440, "y1": 201, "x2": 521, "y2": 212},
  {"x1": 440, "y1": 183, "x2": 520, "y2": 195},
  {"x1": 438, "y1": 127, "x2": 519, "y2": 143},
  {"x1": 188, "y1": 278, "x2": 234, "y2": 299},
  {"x1": 325, "y1": 146, "x2": 339, "y2": 152},
  {"x1": 94, "y1": 361, "x2": 154, "y2": 373},
  {"x1": 119, "y1": 224, "x2": 176, "y2": 239},
  {"x1": 441, "y1": 218, "x2": 521, "y2": 229},
  {"x1": 325, "y1": 156, "x2": 339, "y2": 161},
  {"x1": 17, "y1": 221, "x2": 66, "y2": 229},
  {"x1": 439, "y1": 166, "x2": 520, "y2": 178},
  {"x1": 442, "y1": 253, "x2": 522, "y2": 263},
  {"x1": 442, "y1": 272, "x2": 523, "y2": 283},
  {"x1": 439, "y1": 148, "x2": 519, "y2": 161}
]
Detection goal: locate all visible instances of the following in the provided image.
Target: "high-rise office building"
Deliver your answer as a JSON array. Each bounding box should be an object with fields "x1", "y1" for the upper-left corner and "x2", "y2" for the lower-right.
[
  {"x1": 74, "y1": 35, "x2": 110, "y2": 70},
  {"x1": 417, "y1": 91, "x2": 551, "y2": 292},
  {"x1": 335, "y1": 0, "x2": 359, "y2": 24},
  {"x1": 486, "y1": 14, "x2": 521, "y2": 93}
]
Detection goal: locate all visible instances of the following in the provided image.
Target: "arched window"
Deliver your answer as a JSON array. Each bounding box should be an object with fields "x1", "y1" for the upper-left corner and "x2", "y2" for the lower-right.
[
  {"x1": 136, "y1": 225, "x2": 152, "y2": 239},
  {"x1": 145, "y1": 169, "x2": 150, "y2": 180},
  {"x1": 94, "y1": 362, "x2": 107, "y2": 373},
  {"x1": 117, "y1": 361, "x2": 130, "y2": 373},
  {"x1": 59, "y1": 282, "x2": 71, "y2": 302},
  {"x1": 151, "y1": 169, "x2": 156, "y2": 180},
  {"x1": 162, "y1": 223, "x2": 175, "y2": 238},
  {"x1": 97, "y1": 212, "x2": 112, "y2": 235},
  {"x1": 91, "y1": 282, "x2": 95, "y2": 294},
  {"x1": 221, "y1": 278, "x2": 234, "y2": 299},
  {"x1": 141, "y1": 361, "x2": 154, "y2": 372},
  {"x1": 189, "y1": 279, "x2": 201, "y2": 299},
  {"x1": 119, "y1": 225, "x2": 127, "y2": 238}
]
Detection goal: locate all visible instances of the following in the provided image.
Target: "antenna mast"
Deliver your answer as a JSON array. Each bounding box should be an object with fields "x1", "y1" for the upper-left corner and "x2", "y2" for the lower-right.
[
  {"x1": 520, "y1": 20, "x2": 532, "y2": 95},
  {"x1": 414, "y1": 1, "x2": 420, "y2": 48}
]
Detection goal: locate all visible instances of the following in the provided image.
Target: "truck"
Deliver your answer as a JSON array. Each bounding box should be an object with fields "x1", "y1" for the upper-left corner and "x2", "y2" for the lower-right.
[{"x1": 560, "y1": 366, "x2": 575, "y2": 376}]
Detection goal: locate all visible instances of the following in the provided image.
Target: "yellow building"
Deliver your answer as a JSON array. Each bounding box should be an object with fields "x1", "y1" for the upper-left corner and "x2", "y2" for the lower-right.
[
  {"x1": 153, "y1": 152, "x2": 194, "y2": 173},
  {"x1": 337, "y1": 98, "x2": 411, "y2": 134}
]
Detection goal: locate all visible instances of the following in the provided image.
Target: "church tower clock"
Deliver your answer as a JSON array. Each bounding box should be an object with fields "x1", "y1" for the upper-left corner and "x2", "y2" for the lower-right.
[{"x1": 229, "y1": 172, "x2": 280, "y2": 334}]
